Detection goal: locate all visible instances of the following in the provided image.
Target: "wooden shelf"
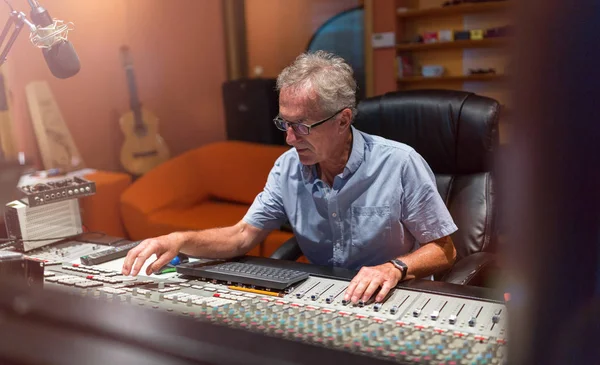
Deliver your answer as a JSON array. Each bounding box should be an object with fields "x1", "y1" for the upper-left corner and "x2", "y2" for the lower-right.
[
  {"x1": 396, "y1": 37, "x2": 508, "y2": 52},
  {"x1": 397, "y1": 74, "x2": 505, "y2": 84},
  {"x1": 397, "y1": 1, "x2": 510, "y2": 19}
]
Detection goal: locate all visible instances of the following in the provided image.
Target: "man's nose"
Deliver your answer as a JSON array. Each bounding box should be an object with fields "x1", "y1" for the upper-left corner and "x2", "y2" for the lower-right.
[{"x1": 285, "y1": 127, "x2": 299, "y2": 145}]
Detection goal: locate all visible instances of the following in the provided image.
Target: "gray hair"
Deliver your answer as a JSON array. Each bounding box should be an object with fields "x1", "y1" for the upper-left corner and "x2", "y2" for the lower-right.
[{"x1": 276, "y1": 51, "x2": 357, "y2": 118}]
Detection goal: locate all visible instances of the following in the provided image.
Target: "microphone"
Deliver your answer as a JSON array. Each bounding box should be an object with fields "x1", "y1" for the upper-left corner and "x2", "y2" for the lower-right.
[{"x1": 27, "y1": 0, "x2": 80, "y2": 79}]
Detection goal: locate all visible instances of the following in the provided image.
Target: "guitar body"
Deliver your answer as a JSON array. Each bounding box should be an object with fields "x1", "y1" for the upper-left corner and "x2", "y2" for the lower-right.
[
  {"x1": 119, "y1": 108, "x2": 170, "y2": 176},
  {"x1": 118, "y1": 45, "x2": 170, "y2": 176}
]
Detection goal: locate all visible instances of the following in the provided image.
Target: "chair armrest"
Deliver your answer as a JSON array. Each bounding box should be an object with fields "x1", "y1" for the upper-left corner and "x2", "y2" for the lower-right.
[
  {"x1": 439, "y1": 252, "x2": 498, "y2": 286},
  {"x1": 269, "y1": 236, "x2": 303, "y2": 261}
]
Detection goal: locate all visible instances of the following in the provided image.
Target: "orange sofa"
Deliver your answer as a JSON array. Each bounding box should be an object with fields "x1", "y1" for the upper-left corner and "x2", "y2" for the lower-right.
[
  {"x1": 81, "y1": 171, "x2": 132, "y2": 238},
  {"x1": 118, "y1": 141, "x2": 293, "y2": 257}
]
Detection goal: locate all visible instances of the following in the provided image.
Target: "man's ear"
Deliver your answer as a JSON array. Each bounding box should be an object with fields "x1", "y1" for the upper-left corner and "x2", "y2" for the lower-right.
[{"x1": 338, "y1": 108, "x2": 353, "y2": 132}]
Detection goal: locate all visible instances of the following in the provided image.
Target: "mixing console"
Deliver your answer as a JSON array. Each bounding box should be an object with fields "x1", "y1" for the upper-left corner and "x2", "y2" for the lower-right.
[
  {"x1": 44, "y1": 261, "x2": 508, "y2": 364},
  {"x1": 23, "y1": 240, "x2": 107, "y2": 265}
]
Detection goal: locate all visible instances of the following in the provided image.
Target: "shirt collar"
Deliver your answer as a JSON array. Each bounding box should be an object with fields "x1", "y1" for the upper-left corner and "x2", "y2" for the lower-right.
[
  {"x1": 342, "y1": 126, "x2": 365, "y2": 178},
  {"x1": 300, "y1": 125, "x2": 365, "y2": 182}
]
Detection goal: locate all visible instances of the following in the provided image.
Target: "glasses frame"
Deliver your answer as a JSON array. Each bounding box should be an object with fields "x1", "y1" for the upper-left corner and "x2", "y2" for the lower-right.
[{"x1": 273, "y1": 107, "x2": 348, "y2": 135}]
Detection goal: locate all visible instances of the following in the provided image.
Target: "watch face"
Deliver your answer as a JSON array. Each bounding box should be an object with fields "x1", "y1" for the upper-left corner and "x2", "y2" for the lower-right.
[{"x1": 391, "y1": 259, "x2": 408, "y2": 274}]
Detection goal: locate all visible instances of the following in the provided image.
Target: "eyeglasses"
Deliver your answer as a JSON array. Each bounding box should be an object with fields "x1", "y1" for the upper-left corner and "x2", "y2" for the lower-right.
[{"x1": 273, "y1": 107, "x2": 348, "y2": 135}]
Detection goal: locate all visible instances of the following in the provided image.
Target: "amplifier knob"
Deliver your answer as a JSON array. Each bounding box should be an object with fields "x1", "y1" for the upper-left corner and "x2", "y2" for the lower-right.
[
  {"x1": 74, "y1": 189, "x2": 79, "y2": 194},
  {"x1": 68, "y1": 190, "x2": 73, "y2": 195},
  {"x1": 85, "y1": 186, "x2": 91, "y2": 192}
]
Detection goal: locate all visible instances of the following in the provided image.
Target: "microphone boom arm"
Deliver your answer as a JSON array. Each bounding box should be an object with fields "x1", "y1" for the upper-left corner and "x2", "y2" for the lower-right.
[{"x1": 0, "y1": 10, "x2": 36, "y2": 66}]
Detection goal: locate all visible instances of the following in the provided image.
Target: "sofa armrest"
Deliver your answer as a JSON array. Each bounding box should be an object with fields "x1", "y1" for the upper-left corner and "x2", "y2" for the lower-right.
[
  {"x1": 81, "y1": 171, "x2": 132, "y2": 237},
  {"x1": 439, "y1": 252, "x2": 498, "y2": 286},
  {"x1": 269, "y1": 236, "x2": 303, "y2": 261}
]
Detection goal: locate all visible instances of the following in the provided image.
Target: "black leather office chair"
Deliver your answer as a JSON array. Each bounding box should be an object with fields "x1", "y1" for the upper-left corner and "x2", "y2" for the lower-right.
[{"x1": 271, "y1": 89, "x2": 500, "y2": 287}]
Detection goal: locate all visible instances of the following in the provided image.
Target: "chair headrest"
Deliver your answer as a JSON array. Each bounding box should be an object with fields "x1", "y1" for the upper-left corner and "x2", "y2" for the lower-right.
[{"x1": 354, "y1": 89, "x2": 500, "y2": 174}]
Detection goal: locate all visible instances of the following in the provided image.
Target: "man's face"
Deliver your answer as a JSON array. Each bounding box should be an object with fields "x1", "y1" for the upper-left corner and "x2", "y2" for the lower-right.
[{"x1": 278, "y1": 87, "x2": 340, "y2": 166}]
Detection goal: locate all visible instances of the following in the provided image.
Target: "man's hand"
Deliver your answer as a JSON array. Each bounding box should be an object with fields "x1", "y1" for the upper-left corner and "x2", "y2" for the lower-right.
[
  {"x1": 344, "y1": 263, "x2": 402, "y2": 303},
  {"x1": 122, "y1": 233, "x2": 185, "y2": 276}
]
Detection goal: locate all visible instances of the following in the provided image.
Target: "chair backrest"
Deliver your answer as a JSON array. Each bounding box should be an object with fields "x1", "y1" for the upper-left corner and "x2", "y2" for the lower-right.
[{"x1": 354, "y1": 89, "x2": 500, "y2": 264}]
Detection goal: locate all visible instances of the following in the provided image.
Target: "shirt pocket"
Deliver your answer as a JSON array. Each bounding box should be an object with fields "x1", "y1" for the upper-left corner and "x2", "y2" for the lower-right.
[{"x1": 350, "y1": 206, "x2": 392, "y2": 250}]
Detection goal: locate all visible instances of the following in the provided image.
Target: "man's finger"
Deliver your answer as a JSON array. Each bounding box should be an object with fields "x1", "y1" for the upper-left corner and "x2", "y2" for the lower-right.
[
  {"x1": 351, "y1": 280, "x2": 369, "y2": 303},
  {"x1": 146, "y1": 252, "x2": 176, "y2": 276},
  {"x1": 376, "y1": 281, "x2": 394, "y2": 302},
  {"x1": 130, "y1": 245, "x2": 156, "y2": 276},
  {"x1": 344, "y1": 279, "x2": 359, "y2": 302},
  {"x1": 361, "y1": 280, "x2": 382, "y2": 302},
  {"x1": 122, "y1": 240, "x2": 146, "y2": 275}
]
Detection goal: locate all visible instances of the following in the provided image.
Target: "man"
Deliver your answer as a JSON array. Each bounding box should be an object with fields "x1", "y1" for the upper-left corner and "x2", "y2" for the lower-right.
[{"x1": 122, "y1": 51, "x2": 457, "y2": 304}]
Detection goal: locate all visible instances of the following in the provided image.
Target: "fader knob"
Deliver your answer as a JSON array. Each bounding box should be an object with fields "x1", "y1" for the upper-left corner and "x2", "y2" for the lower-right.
[{"x1": 468, "y1": 317, "x2": 476, "y2": 327}]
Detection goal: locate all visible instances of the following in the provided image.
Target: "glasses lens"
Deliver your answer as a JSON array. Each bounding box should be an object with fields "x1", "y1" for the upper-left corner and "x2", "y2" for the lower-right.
[
  {"x1": 274, "y1": 118, "x2": 288, "y2": 131},
  {"x1": 292, "y1": 124, "x2": 309, "y2": 135}
]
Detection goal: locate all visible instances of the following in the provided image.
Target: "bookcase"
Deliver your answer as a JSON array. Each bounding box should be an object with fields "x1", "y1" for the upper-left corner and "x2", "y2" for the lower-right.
[{"x1": 367, "y1": 0, "x2": 511, "y2": 142}]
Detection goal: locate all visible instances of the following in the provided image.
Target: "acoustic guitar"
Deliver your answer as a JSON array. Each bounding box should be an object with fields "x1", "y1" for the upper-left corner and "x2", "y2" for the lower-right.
[{"x1": 119, "y1": 45, "x2": 170, "y2": 176}]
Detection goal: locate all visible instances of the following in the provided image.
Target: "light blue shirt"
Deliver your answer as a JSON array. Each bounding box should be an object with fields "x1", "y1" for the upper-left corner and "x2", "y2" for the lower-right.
[{"x1": 243, "y1": 126, "x2": 458, "y2": 270}]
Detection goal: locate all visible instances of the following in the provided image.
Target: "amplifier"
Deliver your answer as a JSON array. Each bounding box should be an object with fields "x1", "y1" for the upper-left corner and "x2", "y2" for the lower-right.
[
  {"x1": 4, "y1": 199, "x2": 83, "y2": 252},
  {"x1": 18, "y1": 176, "x2": 96, "y2": 207}
]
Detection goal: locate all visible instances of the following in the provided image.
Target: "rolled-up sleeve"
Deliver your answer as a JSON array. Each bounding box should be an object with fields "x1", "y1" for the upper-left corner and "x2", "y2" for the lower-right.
[
  {"x1": 400, "y1": 150, "x2": 458, "y2": 244},
  {"x1": 243, "y1": 156, "x2": 288, "y2": 231}
]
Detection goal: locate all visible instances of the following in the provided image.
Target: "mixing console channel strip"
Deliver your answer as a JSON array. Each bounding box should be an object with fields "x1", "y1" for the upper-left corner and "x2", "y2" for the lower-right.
[
  {"x1": 23, "y1": 240, "x2": 107, "y2": 265},
  {"x1": 44, "y1": 261, "x2": 508, "y2": 364}
]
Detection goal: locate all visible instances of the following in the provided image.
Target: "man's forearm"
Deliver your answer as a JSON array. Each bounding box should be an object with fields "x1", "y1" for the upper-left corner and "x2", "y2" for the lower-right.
[
  {"x1": 172, "y1": 225, "x2": 249, "y2": 259},
  {"x1": 396, "y1": 236, "x2": 456, "y2": 280}
]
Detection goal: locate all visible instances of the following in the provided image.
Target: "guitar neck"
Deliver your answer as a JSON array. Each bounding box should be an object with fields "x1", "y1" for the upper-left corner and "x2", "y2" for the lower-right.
[{"x1": 124, "y1": 66, "x2": 144, "y2": 128}]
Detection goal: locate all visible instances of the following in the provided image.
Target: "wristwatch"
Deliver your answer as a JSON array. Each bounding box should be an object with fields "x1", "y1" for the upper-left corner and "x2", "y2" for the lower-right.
[{"x1": 389, "y1": 258, "x2": 408, "y2": 281}]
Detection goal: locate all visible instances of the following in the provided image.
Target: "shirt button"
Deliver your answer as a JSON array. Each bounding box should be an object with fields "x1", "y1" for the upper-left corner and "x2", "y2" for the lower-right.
[{"x1": 331, "y1": 212, "x2": 337, "y2": 218}]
